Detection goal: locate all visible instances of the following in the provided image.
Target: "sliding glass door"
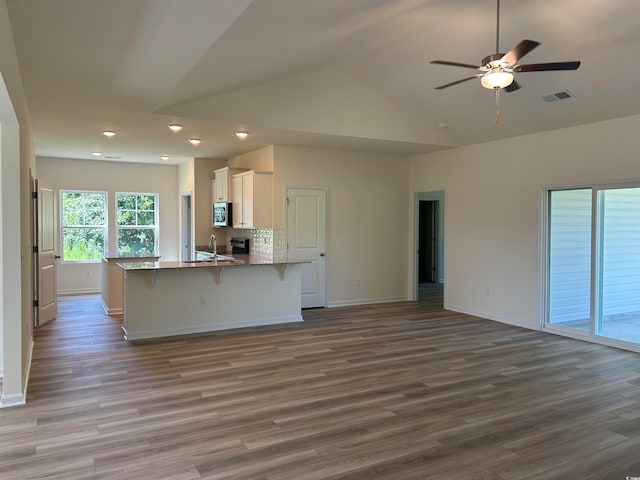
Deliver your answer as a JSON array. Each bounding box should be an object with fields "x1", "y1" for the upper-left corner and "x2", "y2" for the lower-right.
[
  {"x1": 598, "y1": 188, "x2": 640, "y2": 343},
  {"x1": 546, "y1": 185, "x2": 640, "y2": 349},
  {"x1": 548, "y1": 189, "x2": 591, "y2": 332}
]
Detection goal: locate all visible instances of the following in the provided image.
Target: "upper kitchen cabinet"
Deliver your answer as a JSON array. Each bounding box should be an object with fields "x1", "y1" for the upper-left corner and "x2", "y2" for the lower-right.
[
  {"x1": 231, "y1": 171, "x2": 273, "y2": 229},
  {"x1": 213, "y1": 167, "x2": 246, "y2": 202}
]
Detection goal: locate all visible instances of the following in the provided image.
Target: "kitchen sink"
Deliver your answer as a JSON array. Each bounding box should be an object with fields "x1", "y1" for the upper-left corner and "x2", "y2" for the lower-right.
[{"x1": 185, "y1": 255, "x2": 238, "y2": 264}]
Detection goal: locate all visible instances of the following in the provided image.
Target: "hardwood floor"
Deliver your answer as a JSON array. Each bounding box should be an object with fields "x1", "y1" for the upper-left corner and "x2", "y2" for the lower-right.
[{"x1": 1, "y1": 291, "x2": 640, "y2": 479}]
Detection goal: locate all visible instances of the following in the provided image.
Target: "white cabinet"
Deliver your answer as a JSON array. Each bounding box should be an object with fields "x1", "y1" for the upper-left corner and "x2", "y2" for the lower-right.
[
  {"x1": 213, "y1": 167, "x2": 245, "y2": 202},
  {"x1": 231, "y1": 171, "x2": 273, "y2": 229}
]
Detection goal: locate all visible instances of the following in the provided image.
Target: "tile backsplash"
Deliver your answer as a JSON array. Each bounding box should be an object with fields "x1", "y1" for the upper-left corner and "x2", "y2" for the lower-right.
[{"x1": 248, "y1": 229, "x2": 273, "y2": 256}]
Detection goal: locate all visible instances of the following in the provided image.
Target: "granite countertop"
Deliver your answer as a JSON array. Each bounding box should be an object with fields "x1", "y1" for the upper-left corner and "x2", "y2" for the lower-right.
[
  {"x1": 103, "y1": 254, "x2": 160, "y2": 261},
  {"x1": 117, "y1": 253, "x2": 308, "y2": 271}
]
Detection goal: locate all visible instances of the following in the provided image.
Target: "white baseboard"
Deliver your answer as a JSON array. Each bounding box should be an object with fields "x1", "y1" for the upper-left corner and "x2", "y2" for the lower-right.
[
  {"x1": 445, "y1": 303, "x2": 538, "y2": 331},
  {"x1": 122, "y1": 315, "x2": 303, "y2": 341},
  {"x1": 99, "y1": 297, "x2": 122, "y2": 315},
  {"x1": 0, "y1": 392, "x2": 26, "y2": 408},
  {"x1": 328, "y1": 296, "x2": 407, "y2": 308},
  {"x1": 0, "y1": 340, "x2": 33, "y2": 408},
  {"x1": 59, "y1": 288, "x2": 100, "y2": 296}
]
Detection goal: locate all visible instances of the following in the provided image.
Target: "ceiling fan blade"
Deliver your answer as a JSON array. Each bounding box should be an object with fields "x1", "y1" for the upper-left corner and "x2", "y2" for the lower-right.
[
  {"x1": 504, "y1": 80, "x2": 521, "y2": 93},
  {"x1": 434, "y1": 75, "x2": 480, "y2": 90},
  {"x1": 501, "y1": 39, "x2": 540, "y2": 66},
  {"x1": 514, "y1": 61, "x2": 581, "y2": 72},
  {"x1": 430, "y1": 60, "x2": 481, "y2": 70}
]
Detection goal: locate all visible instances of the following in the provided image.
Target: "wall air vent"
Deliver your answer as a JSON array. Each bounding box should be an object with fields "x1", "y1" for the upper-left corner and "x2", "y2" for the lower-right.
[
  {"x1": 104, "y1": 155, "x2": 122, "y2": 160},
  {"x1": 543, "y1": 90, "x2": 573, "y2": 102}
]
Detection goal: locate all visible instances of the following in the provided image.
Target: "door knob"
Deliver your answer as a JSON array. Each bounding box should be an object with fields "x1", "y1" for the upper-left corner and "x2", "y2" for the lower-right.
[
  {"x1": 54, "y1": 255, "x2": 61, "y2": 259},
  {"x1": 320, "y1": 252, "x2": 326, "y2": 257}
]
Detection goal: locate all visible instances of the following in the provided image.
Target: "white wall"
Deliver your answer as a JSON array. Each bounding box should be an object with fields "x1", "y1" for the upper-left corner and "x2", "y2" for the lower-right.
[
  {"x1": 36, "y1": 157, "x2": 180, "y2": 294},
  {"x1": 0, "y1": 0, "x2": 36, "y2": 405},
  {"x1": 410, "y1": 113, "x2": 640, "y2": 330},
  {"x1": 273, "y1": 145, "x2": 409, "y2": 306},
  {"x1": 194, "y1": 157, "x2": 227, "y2": 248},
  {"x1": 228, "y1": 145, "x2": 274, "y2": 171}
]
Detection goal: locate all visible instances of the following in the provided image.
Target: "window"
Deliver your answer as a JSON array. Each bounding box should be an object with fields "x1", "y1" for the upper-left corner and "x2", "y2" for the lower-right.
[
  {"x1": 61, "y1": 190, "x2": 107, "y2": 262},
  {"x1": 116, "y1": 193, "x2": 158, "y2": 255}
]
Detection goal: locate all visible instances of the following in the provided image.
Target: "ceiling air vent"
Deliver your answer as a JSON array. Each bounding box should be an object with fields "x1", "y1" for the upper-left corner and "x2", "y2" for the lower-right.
[
  {"x1": 543, "y1": 90, "x2": 573, "y2": 102},
  {"x1": 104, "y1": 155, "x2": 122, "y2": 160}
]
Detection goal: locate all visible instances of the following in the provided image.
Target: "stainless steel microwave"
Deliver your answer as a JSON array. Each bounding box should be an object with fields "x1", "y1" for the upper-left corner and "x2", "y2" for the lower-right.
[{"x1": 213, "y1": 202, "x2": 232, "y2": 227}]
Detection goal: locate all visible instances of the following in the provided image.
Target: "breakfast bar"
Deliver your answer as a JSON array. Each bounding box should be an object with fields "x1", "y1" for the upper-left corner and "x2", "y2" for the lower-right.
[{"x1": 118, "y1": 255, "x2": 307, "y2": 341}]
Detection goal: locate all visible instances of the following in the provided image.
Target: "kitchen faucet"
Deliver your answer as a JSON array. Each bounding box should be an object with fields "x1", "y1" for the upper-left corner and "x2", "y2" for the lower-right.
[{"x1": 208, "y1": 234, "x2": 217, "y2": 257}]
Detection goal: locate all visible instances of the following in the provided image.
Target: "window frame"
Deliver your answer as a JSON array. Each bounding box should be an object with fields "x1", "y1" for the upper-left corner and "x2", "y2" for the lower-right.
[
  {"x1": 115, "y1": 191, "x2": 159, "y2": 256},
  {"x1": 60, "y1": 189, "x2": 108, "y2": 264}
]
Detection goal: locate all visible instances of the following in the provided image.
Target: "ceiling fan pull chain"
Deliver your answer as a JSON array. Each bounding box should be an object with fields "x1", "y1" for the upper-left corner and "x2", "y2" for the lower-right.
[{"x1": 495, "y1": 88, "x2": 501, "y2": 124}]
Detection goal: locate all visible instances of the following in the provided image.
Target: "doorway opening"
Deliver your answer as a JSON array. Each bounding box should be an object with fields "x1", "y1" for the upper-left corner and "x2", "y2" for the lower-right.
[
  {"x1": 180, "y1": 194, "x2": 193, "y2": 261},
  {"x1": 414, "y1": 191, "x2": 445, "y2": 305}
]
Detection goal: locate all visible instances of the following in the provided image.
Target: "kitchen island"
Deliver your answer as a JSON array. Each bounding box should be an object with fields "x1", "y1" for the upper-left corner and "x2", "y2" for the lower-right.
[
  {"x1": 101, "y1": 254, "x2": 160, "y2": 314},
  {"x1": 118, "y1": 255, "x2": 307, "y2": 341}
]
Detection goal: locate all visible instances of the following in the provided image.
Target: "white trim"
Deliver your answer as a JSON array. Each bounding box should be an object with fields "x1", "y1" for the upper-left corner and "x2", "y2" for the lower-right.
[
  {"x1": 538, "y1": 188, "x2": 549, "y2": 330},
  {"x1": 328, "y1": 296, "x2": 407, "y2": 308},
  {"x1": 0, "y1": 393, "x2": 25, "y2": 408},
  {"x1": 0, "y1": 367, "x2": 3, "y2": 378},
  {"x1": 99, "y1": 297, "x2": 122, "y2": 315},
  {"x1": 58, "y1": 288, "x2": 100, "y2": 296},
  {"x1": 445, "y1": 304, "x2": 538, "y2": 331},
  {"x1": 121, "y1": 315, "x2": 303, "y2": 341},
  {"x1": 1, "y1": 340, "x2": 34, "y2": 408}
]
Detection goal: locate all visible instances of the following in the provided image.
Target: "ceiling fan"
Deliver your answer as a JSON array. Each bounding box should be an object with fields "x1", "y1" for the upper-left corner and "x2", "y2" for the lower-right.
[{"x1": 430, "y1": 0, "x2": 581, "y2": 93}]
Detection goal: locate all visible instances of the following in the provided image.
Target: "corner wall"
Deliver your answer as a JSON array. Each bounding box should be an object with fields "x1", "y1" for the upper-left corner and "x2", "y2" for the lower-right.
[
  {"x1": 410, "y1": 114, "x2": 640, "y2": 329},
  {"x1": 0, "y1": 0, "x2": 35, "y2": 406},
  {"x1": 273, "y1": 145, "x2": 409, "y2": 306}
]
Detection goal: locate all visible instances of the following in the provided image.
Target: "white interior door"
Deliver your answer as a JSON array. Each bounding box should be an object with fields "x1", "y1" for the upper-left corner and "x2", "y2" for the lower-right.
[
  {"x1": 36, "y1": 179, "x2": 58, "y2": 326},
  {"x1": 286, "y1": 187, "x2": 327, "y2": 308}
]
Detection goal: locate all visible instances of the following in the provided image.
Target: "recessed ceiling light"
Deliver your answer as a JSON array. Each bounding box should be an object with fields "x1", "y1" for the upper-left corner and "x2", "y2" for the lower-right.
[
  {"x1": 235, "y1": 131, "x2": 249, "y2": 139},
  {"x1": 188, "y1": 138, "x2": 201, "y2": 145},
  {"x1": 91, "y1": 151, "x2": 103, "y2": 157},
  {"x1": 168, "y1": 124, "x2": 183, "y2": 132},
  {"x1": 102, "y1": 130, "x2": 116, "y2": 138},
  {"x1": 160, "y1": 155, "x2": 170, "y2": 162}
]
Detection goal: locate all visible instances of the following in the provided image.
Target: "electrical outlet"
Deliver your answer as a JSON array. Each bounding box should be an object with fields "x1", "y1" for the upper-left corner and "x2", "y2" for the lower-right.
[
  {"x1": 200, "y1": 296, "x2": 208, "y2": 306},
  {"x1": 356, "y1": 279, "x2": 361, "y2": 287},
  {"x1": 485, "y1": 288, "x2": 491, "y2": 297}
]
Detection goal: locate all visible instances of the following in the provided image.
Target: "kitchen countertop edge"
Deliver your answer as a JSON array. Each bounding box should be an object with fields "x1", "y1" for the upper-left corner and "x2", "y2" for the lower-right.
[{"x1": 117, "y1": 254, "x2": 309, "y2": 271}]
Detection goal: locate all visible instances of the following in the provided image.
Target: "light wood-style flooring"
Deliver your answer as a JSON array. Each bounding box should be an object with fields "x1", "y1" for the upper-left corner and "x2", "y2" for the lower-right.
[{"x1": 1, "y1": 288, "x2": 640, "y2": 479}]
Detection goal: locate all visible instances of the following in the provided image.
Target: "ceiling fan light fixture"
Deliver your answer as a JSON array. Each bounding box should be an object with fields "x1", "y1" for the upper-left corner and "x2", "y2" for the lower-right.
[{"x1": 481, "y1": 70, "x2": 514, "y2": 89}]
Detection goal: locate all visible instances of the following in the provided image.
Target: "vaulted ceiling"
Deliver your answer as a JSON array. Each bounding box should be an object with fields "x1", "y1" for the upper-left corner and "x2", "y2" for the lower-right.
[{"x1": 6, "y1": 0, "x2": 639, "y2": 164}]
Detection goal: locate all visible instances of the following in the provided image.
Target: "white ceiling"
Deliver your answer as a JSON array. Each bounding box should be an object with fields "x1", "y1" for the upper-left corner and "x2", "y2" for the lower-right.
[{"x1": 6, "y1": 0, "x2": 640, "y2": 164}]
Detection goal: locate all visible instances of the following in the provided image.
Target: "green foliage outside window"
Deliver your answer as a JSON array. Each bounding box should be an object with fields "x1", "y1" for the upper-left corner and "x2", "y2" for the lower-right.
[
  {"x1": 61, "y1": 191, "x2": 107, "y2": 261},
  {"x1": 117, "y1": 193, "x2": 158, "y2": 256}
]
